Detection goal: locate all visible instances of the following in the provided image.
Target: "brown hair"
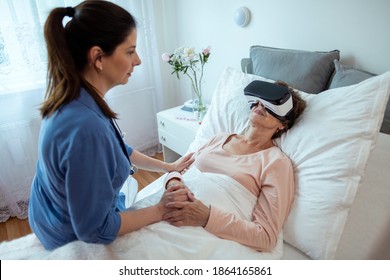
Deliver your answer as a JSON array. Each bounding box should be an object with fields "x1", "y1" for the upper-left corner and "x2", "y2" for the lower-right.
[
  {"x1": 272, "y1": 81, "x2": 307, "y2": 139},
  {"x1": 40, "y1": 0, "x2": 136, "y2": 118}
]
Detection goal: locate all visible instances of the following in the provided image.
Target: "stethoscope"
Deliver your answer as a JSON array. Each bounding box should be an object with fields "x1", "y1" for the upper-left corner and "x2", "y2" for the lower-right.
[
  {"x1": 112, "y1": 118, "x2": 126, "y2": 139},
  {"x1": 110, "y1": 118, "x2": 138, "y2": 175}
]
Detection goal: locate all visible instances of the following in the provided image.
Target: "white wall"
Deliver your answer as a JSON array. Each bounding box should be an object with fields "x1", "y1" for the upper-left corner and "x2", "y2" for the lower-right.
[{"x1": 154, "y1": 0, "x2": 390, "y2": 108}]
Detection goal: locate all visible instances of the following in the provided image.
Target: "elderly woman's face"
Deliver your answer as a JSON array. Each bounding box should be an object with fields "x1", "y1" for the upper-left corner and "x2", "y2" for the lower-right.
[{"x1": 250, "y1": 101, "x2": 283, "y2": 129}]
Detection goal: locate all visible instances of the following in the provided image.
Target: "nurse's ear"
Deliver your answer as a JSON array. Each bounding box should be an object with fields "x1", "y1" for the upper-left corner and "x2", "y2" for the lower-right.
[{"x1": 88, "y1": 46, "x2": 104, "y2": 72}]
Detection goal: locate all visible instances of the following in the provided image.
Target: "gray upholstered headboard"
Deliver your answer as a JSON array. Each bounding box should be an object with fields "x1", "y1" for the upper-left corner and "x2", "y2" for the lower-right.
[{"x1": 241, "y1": 58, "x2": 252, "y2": 74}]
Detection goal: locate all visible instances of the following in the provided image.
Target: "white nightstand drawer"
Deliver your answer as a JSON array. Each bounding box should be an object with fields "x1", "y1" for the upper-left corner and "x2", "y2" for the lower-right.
[
  {"x1": 157, "y1": 114, "x2": 197, "y2": 144},
  {"x1": 157, "y1": 106, "x2": 201, "y2": 161},
  {"x1": 158, "y1": 128, "x2": 191, "y2": 155}
]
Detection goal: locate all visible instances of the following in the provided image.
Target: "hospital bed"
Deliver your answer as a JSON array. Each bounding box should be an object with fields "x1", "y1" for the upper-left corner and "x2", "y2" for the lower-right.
[{"x1": 0, "y1": 46, "x2": 389, "y2": 260}]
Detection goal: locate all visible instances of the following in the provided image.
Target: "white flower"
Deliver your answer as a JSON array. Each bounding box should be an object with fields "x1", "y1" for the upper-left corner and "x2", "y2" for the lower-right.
[
  {"x1": 162, "y1": 46, "x2": 211, "y2": 112},
  {"x1": 183, "y1": 47, "x2": 196, "y2": 60}
]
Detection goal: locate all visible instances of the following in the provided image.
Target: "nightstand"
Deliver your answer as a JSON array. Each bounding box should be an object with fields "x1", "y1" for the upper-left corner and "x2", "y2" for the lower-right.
[{"x1": 157, "y1": 105, "x2": 201, "y2": 162}]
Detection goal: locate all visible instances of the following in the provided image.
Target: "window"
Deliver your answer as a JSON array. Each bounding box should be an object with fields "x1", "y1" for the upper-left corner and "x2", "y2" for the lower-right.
[
  {"x1": 0, "y1": 0, "x2": 50, "y2": 94},
  {"x1": 0, "y1": 0, "x2": 163, "y2": 222}
]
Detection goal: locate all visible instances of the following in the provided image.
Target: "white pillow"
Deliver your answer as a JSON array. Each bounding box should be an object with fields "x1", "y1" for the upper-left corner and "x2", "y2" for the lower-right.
[{"x1": 188, "y1": 66, "x2": 390, "y2": 259}]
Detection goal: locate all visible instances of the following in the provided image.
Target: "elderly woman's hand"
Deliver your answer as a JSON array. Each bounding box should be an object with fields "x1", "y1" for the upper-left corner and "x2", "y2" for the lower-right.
[
  {"x1": 157, "y1": 183, "x2": 194, "y2": 216},
  {"x1": 163, "y1": 199, "x2": 211, "y2": 227}
]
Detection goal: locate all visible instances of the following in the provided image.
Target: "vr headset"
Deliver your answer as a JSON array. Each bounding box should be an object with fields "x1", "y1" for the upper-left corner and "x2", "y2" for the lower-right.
[{"x1": 244, "y1": 80, "x2": 294, "y2": 125}]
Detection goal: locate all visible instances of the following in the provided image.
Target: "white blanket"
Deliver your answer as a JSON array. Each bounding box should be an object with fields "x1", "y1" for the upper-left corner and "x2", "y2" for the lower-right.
[{"x1": 0, "y1": 167, "x2": 283, "y2": 259}]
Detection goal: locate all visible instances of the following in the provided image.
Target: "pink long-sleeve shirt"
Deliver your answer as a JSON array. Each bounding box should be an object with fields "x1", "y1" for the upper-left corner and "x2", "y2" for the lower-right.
[{"x1": 164, "y1": 133, "x2": 295, "y2": 251}]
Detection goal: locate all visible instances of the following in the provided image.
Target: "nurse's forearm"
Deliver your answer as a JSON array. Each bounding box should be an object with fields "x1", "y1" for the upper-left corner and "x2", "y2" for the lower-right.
[
  {"x1": 129, "y1": 150, "x2": 170, "y2": 172},
  {"x1": 117, "y1": 204, "x2": 162, "y2": 236}
]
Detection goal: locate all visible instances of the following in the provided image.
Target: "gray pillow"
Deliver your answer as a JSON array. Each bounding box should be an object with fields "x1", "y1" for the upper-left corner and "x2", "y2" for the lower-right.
[
  {"x1": 328, "y1": 59, "x2": 375, "y2": 89},
  {"x1": 249, "y1": 45, "x2": 340, "y2": 94}
]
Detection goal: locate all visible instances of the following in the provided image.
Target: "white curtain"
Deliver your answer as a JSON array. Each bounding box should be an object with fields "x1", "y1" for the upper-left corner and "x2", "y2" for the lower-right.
[{"x1": 0, "y1": 0, "x2": 162, "y2": 222}]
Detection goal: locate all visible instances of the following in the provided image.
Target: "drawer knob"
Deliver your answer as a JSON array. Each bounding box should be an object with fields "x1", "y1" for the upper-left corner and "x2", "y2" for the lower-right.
[
  {"x1": 159, "y1": 120, "x2": 165, "y2": 127},
  {"x1": 160, "y1": 136, "x2": 166, "y2": 142}
]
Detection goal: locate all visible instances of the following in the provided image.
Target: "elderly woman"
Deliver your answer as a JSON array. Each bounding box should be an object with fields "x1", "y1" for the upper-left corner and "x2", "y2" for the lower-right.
[{"x1": 162, "y1": 80, "x2": 307, "y2": 252}]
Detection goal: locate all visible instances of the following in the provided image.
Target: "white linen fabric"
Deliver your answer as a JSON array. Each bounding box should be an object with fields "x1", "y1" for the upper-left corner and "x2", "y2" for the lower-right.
[
  {"x1": 0, "y1": 166, "x2": 283, "y2": 260},
  {"x1": 188, "y1": 67, "x2": 390, "y2": 259}
]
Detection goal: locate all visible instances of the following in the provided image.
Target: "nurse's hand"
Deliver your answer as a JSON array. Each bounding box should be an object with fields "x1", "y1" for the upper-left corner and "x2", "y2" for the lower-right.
[{"x1": 168, "y1": 153, "x2": 194, "y2": 173}]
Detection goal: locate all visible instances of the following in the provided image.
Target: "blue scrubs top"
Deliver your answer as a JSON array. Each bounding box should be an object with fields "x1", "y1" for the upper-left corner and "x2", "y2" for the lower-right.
[{"x1": 28, "y1": 88, "x2": 133, "y2": 250}]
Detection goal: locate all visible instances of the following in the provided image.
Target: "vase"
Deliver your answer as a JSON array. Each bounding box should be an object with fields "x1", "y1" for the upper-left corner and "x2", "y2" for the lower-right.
[{"x1": 193, "y1": 96, "x2": 207, "y2": 124}]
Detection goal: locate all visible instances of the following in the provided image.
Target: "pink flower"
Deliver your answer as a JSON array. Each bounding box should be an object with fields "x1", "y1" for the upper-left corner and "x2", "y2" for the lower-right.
[
  {"x1": 161, "y1": 53, "x2": 170, "y2": 62},
  {"x1": 202, "y1": 46, "x2": 211, "y2": 55}
]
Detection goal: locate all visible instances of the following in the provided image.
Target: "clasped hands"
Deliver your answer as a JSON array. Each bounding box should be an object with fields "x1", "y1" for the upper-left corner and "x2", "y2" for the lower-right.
[{"x1": 159, "y1": 179, "x2": 210, "y2": 228}]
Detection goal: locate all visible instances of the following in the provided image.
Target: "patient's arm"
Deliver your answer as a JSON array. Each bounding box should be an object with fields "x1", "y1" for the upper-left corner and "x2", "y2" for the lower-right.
[
  {"x1": 203, "y1": 157, "x2": 295, "y2": 252},
  {"x1": 163, "y1": 157, "x2": 295, "y2": 252},
  {"x1": 165, "y1": 175, "x2": 195, "y2": 202},
  {"x1": 164, "y1": 172, "x2": 183, "y2": 188}
]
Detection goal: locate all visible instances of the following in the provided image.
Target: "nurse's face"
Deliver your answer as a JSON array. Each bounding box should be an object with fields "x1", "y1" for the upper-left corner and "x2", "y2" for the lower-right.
[{"x1": 101, "y1": 30, "x2": 141, "y2": 88}]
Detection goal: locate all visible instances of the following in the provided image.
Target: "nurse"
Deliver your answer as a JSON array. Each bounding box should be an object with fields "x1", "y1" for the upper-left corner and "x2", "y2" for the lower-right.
[{"x1": 29, "y1": 0, "x2": 193, "y2": 250}]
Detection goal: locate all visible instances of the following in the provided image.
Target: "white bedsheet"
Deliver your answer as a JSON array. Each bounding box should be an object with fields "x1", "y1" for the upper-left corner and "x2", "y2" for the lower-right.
[{"x1": 0, "y1": 167, "x2": 283, "y2": 260}]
